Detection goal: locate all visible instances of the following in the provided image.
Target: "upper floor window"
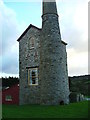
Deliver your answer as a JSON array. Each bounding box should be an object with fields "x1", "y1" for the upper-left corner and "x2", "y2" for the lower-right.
[
  {"x1": 30, "y1": 37, "x2": 35, "y2": 49},
  {"x1": 28, "y1": 67, "x2": 38, "y2": 85}
]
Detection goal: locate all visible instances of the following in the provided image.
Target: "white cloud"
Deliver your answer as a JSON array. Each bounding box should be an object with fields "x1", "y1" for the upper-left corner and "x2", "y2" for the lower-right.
[
  {"x1": 73, "y1": 2, "x2": 88, "y2": 31},
  {"x1": 0, "y1": 0, "x2": 23, "y2": 76},
  {"x1": 59, "y1": 0, "x2": 88, "y2": 49},
  {"x1": 57, "y1": 0, "x2": 88, "y2": 76},
  {"x1": 1, "y1": 2, "x2": 19, "y2": 53},
  {"x1": 67, "y1": 48, "x2": 88, "y2": 76},
  {"x1": 0, "y1": 72, "x2": 19, "y2": 78},
  {"x1": 0, "y1": 1, "x2": 31, "y2": 77}
]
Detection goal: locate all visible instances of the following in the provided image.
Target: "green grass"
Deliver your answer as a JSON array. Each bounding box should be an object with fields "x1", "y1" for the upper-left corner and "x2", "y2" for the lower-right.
[
  {"x1": 85, "y1": 96, "x2": 90, "y2": 98},
  {"x1": 2, "y1": 101, "x2": 89, "y2": 118}
]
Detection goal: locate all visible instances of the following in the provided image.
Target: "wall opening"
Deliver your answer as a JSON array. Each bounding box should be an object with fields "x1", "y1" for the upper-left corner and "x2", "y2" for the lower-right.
[{"x1": 60, "y1": 100, "x2": 64, "y2": 105}]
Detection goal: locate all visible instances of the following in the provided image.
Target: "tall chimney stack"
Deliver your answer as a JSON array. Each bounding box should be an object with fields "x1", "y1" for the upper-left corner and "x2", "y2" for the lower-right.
[{"x1": 40, "y1": 0, "x2": 70, "y2": 105}]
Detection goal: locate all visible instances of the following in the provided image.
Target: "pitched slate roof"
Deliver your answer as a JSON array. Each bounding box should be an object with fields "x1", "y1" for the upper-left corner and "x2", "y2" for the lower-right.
[{"x1": 17, "y1": 24, "x2": 41, "y2": 42}]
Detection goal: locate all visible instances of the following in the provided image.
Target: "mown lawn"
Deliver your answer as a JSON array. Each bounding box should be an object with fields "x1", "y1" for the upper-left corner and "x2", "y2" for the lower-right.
[{"x1": 2, "y1": 101, "x2": 89, "y2": 118}]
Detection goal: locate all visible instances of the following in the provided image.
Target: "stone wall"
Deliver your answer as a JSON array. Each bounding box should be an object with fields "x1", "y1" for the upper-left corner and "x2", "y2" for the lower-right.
[
  {"x1": 19, "y1": 27, "x2": 41, "y2": 105},
  {"x1": 40, "y1": 12, "x2": 70, "y2": 104}
]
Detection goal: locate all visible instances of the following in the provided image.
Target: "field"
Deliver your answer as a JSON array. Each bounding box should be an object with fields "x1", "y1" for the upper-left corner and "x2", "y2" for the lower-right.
[{"x1": 2, "y1": 101, "x2": 89, "y2": 118}]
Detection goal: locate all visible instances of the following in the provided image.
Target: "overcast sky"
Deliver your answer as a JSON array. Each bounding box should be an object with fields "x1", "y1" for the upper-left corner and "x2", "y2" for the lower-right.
[{"x1": 0, "y1": 0, "x2": 89, "y2": 77}]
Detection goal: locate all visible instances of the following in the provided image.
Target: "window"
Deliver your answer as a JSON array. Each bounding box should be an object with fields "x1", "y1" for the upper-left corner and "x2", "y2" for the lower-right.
[
  {"x1": 30, "y1": 37, "x2": 35, "y2": 49},
  {"x1": 5, "y1": 95, "x2": 12, "y2": 101},
  {"x1": 28, "y1": 68, "x2": 38, "y2": 85}
]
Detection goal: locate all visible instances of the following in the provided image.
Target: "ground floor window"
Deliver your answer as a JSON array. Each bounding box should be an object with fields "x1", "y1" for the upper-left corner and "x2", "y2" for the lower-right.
[
  {"x1": 5, "y1": 95, "x2": 12, "y2": 101},
  {"x1": 28, "y1": 67, "x2": 38, "y2": 85}
]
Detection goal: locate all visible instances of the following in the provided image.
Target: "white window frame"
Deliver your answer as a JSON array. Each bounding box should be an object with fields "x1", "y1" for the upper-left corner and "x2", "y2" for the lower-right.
[
  {"x1": 5, "y1": 95, "x2": 12, "y2": 101},
  {"x1": 28, "y1": 68, "x2": 38, "y2": 86}
]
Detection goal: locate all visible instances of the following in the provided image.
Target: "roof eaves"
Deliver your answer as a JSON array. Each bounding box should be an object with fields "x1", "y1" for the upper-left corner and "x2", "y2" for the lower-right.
[{"x1": 61, "y1": 40, "x2": 67, "y2": 45}]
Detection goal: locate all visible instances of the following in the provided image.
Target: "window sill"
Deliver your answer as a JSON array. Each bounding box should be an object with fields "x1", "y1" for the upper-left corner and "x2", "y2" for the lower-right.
[
  {"x1": 29, "y1": 84, "x2": 38, "y2": 86},
  {"x1": 29, "y1": 47, "x2": 34, "y2": 50},
  {"x1": 5, "y1": 99, "x2": 12, "y2": 101}
]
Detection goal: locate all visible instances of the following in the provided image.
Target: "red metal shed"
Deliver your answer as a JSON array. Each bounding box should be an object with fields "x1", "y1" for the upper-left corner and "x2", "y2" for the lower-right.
[{"x1": 2, "y1": 84, "x2": 19, "y2": 105}]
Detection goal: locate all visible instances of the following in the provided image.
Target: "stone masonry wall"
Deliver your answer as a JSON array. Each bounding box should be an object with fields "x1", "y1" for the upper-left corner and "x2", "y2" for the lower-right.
[
  {"x1": 40, "y1": 13, "x2": 70, "y2": 105},
  {"x1": 19, "y1": 27, "x2": 41, "y2": 105}
]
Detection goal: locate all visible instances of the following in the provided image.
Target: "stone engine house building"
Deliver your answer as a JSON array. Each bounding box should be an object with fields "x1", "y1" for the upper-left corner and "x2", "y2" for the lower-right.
[{"x1": 17, "y1": 0, "x2": 70, "y2": 105}]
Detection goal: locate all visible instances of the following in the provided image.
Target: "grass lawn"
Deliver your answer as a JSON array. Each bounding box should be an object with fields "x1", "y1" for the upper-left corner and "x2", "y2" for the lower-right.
[{"x1": 2, "y1": 101, "x2": 89, "y2": 118}]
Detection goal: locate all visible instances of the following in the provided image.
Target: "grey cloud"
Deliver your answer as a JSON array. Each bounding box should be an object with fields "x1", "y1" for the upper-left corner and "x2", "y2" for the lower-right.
[
  {"x1": 2, "y1": 51, "x2": 19, "y2": 74},
  {"x1": 2, "y1": 15, "x2": 20, "y2": 54},
  {"x1": 68, "y1": 66, "x2": 88, "y2": 77},
  {"x1": 62, "y1": 26, "x2": 87, "y2": 53}
]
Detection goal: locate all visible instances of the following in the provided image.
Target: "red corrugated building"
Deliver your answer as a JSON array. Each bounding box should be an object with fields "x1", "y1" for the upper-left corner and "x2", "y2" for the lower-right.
[{"x1": 2, "y1": 84, "x2": 19, "y2": 105}]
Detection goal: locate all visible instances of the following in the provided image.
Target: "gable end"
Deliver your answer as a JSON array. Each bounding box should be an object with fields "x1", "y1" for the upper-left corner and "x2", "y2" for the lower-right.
[{"x1": 17, "y1": 24, "x2": 41, "y2": 42}]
